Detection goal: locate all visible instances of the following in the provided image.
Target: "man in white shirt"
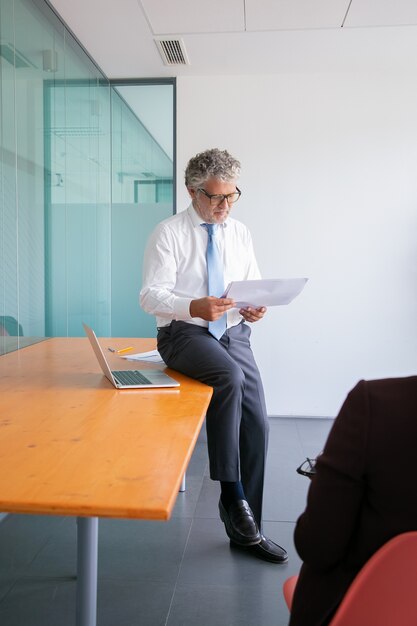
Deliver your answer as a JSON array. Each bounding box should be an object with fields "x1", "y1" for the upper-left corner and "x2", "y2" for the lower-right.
[{"x1": 140, "y1": 149, "x2": 287, "y2": 563}]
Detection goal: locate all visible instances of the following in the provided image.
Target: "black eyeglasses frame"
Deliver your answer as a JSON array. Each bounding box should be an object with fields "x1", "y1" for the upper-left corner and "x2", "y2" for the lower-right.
[{"x1": 197, "y1": 187, "x2": 241, "y2": 206}]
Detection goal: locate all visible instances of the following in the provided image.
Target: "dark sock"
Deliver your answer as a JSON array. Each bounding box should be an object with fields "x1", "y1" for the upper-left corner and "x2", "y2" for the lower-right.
[{"x1": 220, "y1": 481, "x2": 245, "y2": 510}]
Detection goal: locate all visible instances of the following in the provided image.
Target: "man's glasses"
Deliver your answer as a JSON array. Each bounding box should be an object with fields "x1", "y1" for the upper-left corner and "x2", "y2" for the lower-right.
[{"x1": 197, "y1": 187, "x2": 241, "y2": 207}]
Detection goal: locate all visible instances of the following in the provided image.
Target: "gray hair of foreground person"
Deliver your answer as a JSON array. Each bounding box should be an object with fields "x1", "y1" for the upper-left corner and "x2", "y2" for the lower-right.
[{"x1": 185, "y1": 148, "x2": 241, "y2": 188}]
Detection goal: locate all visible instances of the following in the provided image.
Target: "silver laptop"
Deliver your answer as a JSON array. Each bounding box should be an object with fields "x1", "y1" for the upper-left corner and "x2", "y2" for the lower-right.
[{"x1": 83, "y1": 323, "x2": 180, "y2": 389}]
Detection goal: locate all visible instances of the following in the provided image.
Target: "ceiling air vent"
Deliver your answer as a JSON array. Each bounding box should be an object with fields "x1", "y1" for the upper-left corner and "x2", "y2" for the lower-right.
[{"x1": 155, "y1": 38, "x2": 189, "y2": 66}]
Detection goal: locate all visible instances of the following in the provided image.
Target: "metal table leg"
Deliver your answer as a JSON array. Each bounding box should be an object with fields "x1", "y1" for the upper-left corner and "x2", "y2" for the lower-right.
[
  {"x1": 179, "y1": 472, "x2": 186, "y2": 492},
  {"x1": 76, "y1": 517, "x2": 98, "y2": 626}
]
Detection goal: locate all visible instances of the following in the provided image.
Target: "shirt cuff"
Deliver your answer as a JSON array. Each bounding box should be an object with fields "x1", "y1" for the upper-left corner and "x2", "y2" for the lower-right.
[{"x1": 173, "y1": 297, "x2": 193, "y2": 320}]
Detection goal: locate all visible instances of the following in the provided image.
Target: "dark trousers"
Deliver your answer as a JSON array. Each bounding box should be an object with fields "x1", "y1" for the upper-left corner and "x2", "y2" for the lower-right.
[{"x1": 157, "y1": 320, "x2": 269, "y2": 525}]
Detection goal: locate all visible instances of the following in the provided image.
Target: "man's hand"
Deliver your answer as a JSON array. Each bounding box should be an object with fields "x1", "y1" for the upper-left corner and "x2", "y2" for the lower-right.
[
  {"x1": 190, "y1": 296, "x2": 235, "y2": 321},
  {"x1": 239, "y1": 306, "x2": 267, "y2": 323}
]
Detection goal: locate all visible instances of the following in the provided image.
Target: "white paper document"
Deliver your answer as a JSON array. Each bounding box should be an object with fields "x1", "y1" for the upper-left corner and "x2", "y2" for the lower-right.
[
  {"x1": 120, "y1": 349, "x2": 165, "y2": 364},
  {"x1": 222, "y1": 278, "x2": 308, "y2": 308}
]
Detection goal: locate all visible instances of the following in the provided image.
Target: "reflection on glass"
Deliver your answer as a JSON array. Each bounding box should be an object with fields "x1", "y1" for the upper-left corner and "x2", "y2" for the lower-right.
[
  {"x1": 0, "y1": 0, "x2": 174, "y2": 354},
  {"x1": 45, "y1": 78, "x2": 112, "y2": 338},
  {"x1": 110, "y1": 85, "x2": 174, "y2": 337}
]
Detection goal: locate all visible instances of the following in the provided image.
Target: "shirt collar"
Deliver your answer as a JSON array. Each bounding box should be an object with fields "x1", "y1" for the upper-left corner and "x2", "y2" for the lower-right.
[{"x1": 187, "y1": 203, "x2": 228, "y2": 229}]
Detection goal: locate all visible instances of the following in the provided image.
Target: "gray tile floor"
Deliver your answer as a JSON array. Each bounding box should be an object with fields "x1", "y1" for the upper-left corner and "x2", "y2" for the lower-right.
[{"x1": 0, "y1": 417, "x2": 333, "y2": 626}]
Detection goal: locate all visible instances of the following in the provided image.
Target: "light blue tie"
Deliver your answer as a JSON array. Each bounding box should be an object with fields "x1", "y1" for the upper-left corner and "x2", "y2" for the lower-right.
[{"x1": 203, "y1": 223, "x2": 227, "y2": 340}]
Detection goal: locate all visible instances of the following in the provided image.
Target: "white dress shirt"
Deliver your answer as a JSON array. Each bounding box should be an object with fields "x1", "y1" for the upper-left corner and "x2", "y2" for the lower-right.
[{"x1": 140, "y1": 203, "x2": 261, "y2": 329}]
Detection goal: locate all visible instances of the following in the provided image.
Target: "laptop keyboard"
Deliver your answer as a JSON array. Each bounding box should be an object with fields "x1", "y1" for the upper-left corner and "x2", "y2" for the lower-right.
[{"x1": 113, "y1": 370, "x2": 152, "y2": 385}]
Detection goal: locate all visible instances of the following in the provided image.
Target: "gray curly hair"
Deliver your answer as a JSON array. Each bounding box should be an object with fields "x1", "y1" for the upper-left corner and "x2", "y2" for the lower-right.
[{"x1": 185, "y1": 148, "x2": 241, "y2": 188}]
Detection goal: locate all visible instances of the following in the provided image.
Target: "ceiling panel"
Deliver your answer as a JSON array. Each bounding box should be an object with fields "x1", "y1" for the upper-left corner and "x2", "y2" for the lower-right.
[
  {"x1": 48, "y1": 0, "x2": 164, "y2": 77},
  {"x1": 245, "y1": 0, "x2": 350, "y2": 31},
  {"x1": 178, "y1": 26, "x2": 417, "y2": 75},
  {"x1": 139, "y1": 0, "x2": 244, "y2": 34},
  {"x1": 345, "y1": 0, "x2": 417, "y2": 27},
  {"x1": 48, "y1": 0, "x2": 417, "y2": 78}
]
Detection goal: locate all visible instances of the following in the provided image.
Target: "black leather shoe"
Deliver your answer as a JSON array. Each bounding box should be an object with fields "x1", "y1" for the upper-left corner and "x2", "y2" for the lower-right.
[
  {"x1": 230, "y1": 534, "x2": 288, "y2": 563},
  {"x1": 219, "y1": 499, "x2": 261, "y2": 546}
]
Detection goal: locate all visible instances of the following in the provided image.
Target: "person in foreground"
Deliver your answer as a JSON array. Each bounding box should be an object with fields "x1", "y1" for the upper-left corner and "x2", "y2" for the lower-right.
[
  {"x1": 140, "y1": 148, "x2": 287, "y2": 564},
  {"x1": 289, "y1": 375, "x2": 417, "y2": 626}
]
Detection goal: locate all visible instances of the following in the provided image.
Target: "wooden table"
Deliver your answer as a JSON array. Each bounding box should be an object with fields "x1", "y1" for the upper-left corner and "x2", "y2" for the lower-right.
[{"x1": 0, "y1": 337, "x2": 212, "y2": 626}]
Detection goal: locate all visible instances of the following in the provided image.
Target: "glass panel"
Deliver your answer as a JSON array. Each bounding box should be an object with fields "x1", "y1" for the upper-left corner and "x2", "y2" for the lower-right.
[
  {"x1": 0, "y1": 0, "x2": 19, "y2": 355},
  {"x1": 44, "y1": 24, "x2": 112, "y2": 337},
  {"x1": 15, "y1": 0, "x2": 66, "y2": 346},
  {"x1": 110, "y1": 83, "x2": 174, "y2": 337},
  {"x1": 0, "y1": 0, "x2": 54, "y2": 354},
  {"x1": 0, "y1": 1, "x2": 175, "y2": 352},
  {"x1": 46, "y1": 78, "x2": 112, "y2": 336}
]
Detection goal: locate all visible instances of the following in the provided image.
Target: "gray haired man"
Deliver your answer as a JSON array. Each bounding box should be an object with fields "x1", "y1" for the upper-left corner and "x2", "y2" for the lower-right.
[{"x1": 140, "y1": 148, "x2": 287, "y2": 563}]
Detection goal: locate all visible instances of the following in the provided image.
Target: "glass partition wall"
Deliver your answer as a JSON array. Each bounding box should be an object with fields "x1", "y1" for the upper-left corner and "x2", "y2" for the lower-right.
[
  {"x1": 0, "y1": 0, "x2": 175, "y2": 354},
  {"x1": 44, "y1": 76, "x2": 112, "y2": 339},
  {"x1": 110, "y1": 82, "x2": 174, "y2": 337}
]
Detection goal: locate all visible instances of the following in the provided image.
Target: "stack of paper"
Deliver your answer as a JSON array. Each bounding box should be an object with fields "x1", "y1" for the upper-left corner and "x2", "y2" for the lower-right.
[{"x1": 222, "y1": 278, "x2": 308, "y2": 308}]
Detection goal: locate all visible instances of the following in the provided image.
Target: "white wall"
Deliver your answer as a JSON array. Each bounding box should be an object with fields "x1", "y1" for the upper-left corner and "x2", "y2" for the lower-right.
[{"x1": 177, "y1": 72, "x2": 417, "y2": 417}]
